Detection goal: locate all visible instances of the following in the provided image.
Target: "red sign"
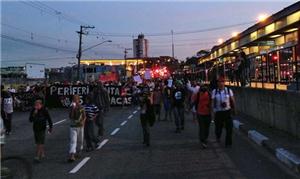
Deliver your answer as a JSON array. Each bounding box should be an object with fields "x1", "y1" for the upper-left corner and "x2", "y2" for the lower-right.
[{"x1": 99, "y1": 72, "x2": 118, "y2": 82}]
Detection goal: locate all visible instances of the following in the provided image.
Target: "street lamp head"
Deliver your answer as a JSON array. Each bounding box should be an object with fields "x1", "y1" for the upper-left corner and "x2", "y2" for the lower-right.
[{"x1": 107, "y1": 40, "x2": 112, "y2": 42}]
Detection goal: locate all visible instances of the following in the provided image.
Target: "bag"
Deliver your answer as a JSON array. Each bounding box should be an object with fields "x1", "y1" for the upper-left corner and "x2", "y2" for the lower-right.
[{"x1": 147, "y1": 104, "x2": 156, "y2": 127}]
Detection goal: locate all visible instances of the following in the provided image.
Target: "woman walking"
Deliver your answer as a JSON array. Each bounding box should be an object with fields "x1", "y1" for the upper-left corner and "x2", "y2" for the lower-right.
[
  {"x1": 29, "y1": 100, "x2": 53, "y2": 162},
  {"x1": 193, "y1": 85, "x2": 211, "y2": 148},
  {"x1": 68, "y1": 95, "x2": 86, "y2": 162}
]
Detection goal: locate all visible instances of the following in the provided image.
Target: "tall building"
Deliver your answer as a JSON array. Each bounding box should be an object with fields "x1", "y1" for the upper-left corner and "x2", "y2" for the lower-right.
[{"x1": 133, "y1": 34, "x2": 148, "y2": 58}]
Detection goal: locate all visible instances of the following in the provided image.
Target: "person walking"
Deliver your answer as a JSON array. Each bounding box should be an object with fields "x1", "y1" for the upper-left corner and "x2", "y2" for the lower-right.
[
  {"x1": 162, "y1": 81, "x2": 172, "y2": 121},
  {"x1": 152, "y1": 85, "x2": 162, "y2": 121},
  {"x1": 68, "y1": 95, "x2": 86, "y2": 162},
  {"x1": 211, "y1": 76, "x2": 236, "y2": 147},
  {"x1": 172, "y1": 81, "x2": 185, "y2": 133},
  {"x1": 193, "y1": 86, "x2": 211, "y2": 148},
  {"x1": 139, "y1": 89, "x2": 154, "y2": 147},
  {"x1": 1, "y1": 86, "x2": 14, "y2": 136},
  {"x1": 29, "y1": 100, "x2": 53, "y2": 162},
  {"x1": 92, "y1": 81, "x2": 110, "y2": 137},
  {"x1": 83, "y1": 96, "x2": 100, "y2": 151}
]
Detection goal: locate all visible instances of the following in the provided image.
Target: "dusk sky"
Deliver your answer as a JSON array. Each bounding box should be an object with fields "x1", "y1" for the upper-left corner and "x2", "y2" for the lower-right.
[{"x1": 1, "y1": 0, "x2": 295, "y2": 67}]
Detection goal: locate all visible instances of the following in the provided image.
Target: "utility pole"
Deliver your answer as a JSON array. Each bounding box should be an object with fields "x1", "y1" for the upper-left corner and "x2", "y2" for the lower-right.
[
  {"x1": 76, "y1": 25, "x2": 94, "y2": 81},
  {"x1": 171, "y1": 30, "x2": 174, "y2": 59}
]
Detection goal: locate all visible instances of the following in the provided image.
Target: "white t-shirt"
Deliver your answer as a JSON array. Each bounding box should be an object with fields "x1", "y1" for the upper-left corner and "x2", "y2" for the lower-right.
[{"x1": 211, "y1": 87, "x2": 233, "y2": 112}]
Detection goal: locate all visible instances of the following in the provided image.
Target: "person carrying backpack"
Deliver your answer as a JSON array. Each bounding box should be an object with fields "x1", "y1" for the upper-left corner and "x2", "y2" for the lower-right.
[
  {"x1": 211, "y1": 76, "x2": 236, "y2": 147},
  {"x1": 193, "y1": 85, "x2": 211, "y2": 149}
]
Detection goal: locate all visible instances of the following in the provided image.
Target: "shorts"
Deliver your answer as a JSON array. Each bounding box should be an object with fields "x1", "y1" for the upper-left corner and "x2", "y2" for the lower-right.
[{"x1": 34, "y1": 130, "x2": 46, "y2": 145}]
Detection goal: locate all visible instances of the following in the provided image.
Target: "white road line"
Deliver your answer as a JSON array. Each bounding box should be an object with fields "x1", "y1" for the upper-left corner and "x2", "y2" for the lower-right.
[
  {"x1": 97, "y1": 139, "x2": 109, "y2": 150},
  {"x1": 133, "y1": 110, "x2": 137, "y2": 114},
  {"x1": 120, "y1": 120, "x2": 127, "y2": 126},
  {"x1": 53, "y1": 119, "x2": 67, "y2": 126},
  {"x1": 69, "y1": 157, "x2": 90, "y2": 174},
  {"x1": 128, "y1": 115, "x2": 133, "y2": 119},
  {"x1": 110, "y1": 128, "x2": 120, "y2": 136}
]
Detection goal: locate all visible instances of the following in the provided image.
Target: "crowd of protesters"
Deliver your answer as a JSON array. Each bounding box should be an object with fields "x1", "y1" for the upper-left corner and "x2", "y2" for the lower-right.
[{"x1": 1, "y1": 74, "x2": 237, "y2": 164}]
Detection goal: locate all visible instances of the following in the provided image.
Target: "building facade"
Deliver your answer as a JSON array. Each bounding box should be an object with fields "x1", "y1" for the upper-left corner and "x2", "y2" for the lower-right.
[
  {"x1": 133, "y1": 34, "x2": 148, "y2": 58},
  {"x1": 197, "y1": 2, "x2": 300, "y2": 90}
]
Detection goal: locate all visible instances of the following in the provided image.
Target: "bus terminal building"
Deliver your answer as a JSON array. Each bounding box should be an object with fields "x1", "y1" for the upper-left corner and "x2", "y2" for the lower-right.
[{"x1": 198, "y1": 2, "x2": 300, "y2": 90}]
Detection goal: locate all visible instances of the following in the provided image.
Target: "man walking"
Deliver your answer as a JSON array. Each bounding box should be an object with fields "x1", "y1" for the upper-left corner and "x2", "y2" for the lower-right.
[
  {"x1": 83, "y1": 96, "x2": 100, "y2": 151},
  {"x1": 92, "y1": 81, "x2": 110, "y2": 137},
  {"x1": 172, "y1": 81, "x2": 185, "y2": 133},
  {"x1": 211, "y1": 76, "x2": 236, "y2": 147},
  {"x1": 1, "y1": 86, "x2": 14, "y2": 136}
]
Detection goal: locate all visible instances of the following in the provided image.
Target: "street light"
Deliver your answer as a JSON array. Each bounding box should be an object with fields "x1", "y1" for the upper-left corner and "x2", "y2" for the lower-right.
[
  {"x1": 82, "y1": 40, "x2": 112, "y2": 52},
  {"x1": 231, "y1": 32, "x2": 238, "y2": 37},
  {"x1": 218, "y1": 38, "x2": 224, "y2": 44},
  {"x1": 257, "y1": 14, "x2": 268, "y2": 22},
  {"x1": 76, "y1": 40, "x2": 112, "y2": 81}
]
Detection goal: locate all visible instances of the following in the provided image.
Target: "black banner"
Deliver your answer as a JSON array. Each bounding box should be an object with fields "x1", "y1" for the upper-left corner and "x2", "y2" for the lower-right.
[
  {"x1": 105, "y1": 85, "x2": 132, "y2": 106},
  {"x1": 45, "y1": 85, "x2": 91, "y2": 108},
  {"x1": 45, "y1": 84, "x2": 132, "y2": 108}
]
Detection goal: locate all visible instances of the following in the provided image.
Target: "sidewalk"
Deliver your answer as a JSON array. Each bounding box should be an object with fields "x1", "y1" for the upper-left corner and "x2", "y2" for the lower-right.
[{"x1": 233, "y1": 113, "x2": 300, "y2": 174}]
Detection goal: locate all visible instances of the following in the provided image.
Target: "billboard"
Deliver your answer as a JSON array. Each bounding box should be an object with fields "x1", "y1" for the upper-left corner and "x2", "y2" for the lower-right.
[{"x1": 26, "y1": 63, "x2": 45, "y2": 79}]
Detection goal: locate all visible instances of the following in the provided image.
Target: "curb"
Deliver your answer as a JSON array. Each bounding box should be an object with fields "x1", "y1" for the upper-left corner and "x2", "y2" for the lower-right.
[{"x1": 233, "y1": 119, "x2": 300, "y2": 174}]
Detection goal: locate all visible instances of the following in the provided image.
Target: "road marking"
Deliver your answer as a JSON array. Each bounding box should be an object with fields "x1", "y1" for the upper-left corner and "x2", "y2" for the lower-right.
[
  {"x1": 110, "y1": 128, "x2": 120, "y2": 136},
  {"x1": 69, "y1": 157, "x2": 90, "y2": 174},
  {"x1": 120, "y1": 120, "x2": 127, "y2": 126},
  {"x1": 133, "y1": 110, "x2": 137, "y2": 114},
  {"x1": 128, "y1": 115, "x2": 133, "y2": 119},
  {"x1": 53, "y1": 119, "x2": 67, "y2": 126},
  {"x1": 97, "y1": 139, "x2": 109, "y2": 150}
]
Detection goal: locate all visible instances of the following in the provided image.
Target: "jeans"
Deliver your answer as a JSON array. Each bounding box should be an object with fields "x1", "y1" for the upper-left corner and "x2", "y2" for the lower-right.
[
  {"x1": 197, "y1": 115, "x2": 211, "y2": 144},
  {"x1": 95, "y1": 111, "x2": 104, "y2": 136},
  {"x1": 140, "y1": 114, "x2": 150, "y2": 145},
  {"x1": 84, "y1": 120, "x2": 99, "y2": 149},
  {"x1": 173, "y1": 107, "x2": 184, "y2": 129},
  {"x1": 3, "y1": 113, "x2": 12, "y2": 133},
  {"x1": 214, "y1": 110, "x2": 233, "y2": 145},
  {"x1": 69, "y1": 127, "x2": 84, "y2": 154}
]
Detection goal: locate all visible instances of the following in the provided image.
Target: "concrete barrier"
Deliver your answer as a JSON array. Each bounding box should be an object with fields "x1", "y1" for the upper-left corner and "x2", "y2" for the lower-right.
[
  {"x1": 248, "y1": 130, "x2": 269, "y2": 145},
  {"x1": 276, "y1": 148, "x2": 300, "y2": 173},
  {"x1": 231, "y1": 87, "x2": 300, "y2": 138}
]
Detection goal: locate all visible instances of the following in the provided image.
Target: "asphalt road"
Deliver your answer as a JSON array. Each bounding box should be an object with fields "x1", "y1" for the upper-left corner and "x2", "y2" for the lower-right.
[{"x1": 3, "y1": 107, "x2": 299, "y2": 179}]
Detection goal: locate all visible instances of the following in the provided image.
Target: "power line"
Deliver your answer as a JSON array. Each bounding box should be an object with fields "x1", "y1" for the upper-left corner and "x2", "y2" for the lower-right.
[
  {"x1": 20, "y1": 1, "x2": 91, "y2": 26},
  {"x1": 1, "y1": 22, "x2": 78, "y2": 43},
  {"x1": 89, "y1": 21, "x2": 255, "y2": 37},
  {"x1": 1, "y1": 56, "x2": 75, "y2": 62},
  {"x1": 1, "y1": 34, "x2": 77, "y2": 53}
]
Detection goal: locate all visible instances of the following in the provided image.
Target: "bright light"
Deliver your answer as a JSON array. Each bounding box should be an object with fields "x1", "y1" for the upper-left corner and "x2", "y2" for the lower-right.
[
  {"x1": 218, "y1": 38, "x2": 224, "y2": 44},
  {"x1": 270, "y1": 34, "x2": 282, "y2": 38},
  {"x1": 258, "y1": 14, "x2": 268, "y2": 22},
  {"x1": 231, "y1": 32, "x2": 238, "y2": 37}
]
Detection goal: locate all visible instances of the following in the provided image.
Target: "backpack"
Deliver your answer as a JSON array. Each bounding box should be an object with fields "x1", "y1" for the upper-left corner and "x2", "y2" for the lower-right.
[
  {"x1": 194, "y1": 91, "x2": 211, "y2": 111},
  {"x1": 213, "y1": 87, "x2": 234, "y2": 110}
]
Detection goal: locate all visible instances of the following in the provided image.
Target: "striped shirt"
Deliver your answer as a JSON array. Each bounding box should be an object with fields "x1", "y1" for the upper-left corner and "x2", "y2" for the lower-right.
[{"x1": 84, "y1": 104, "x2": 99, "y2": 120}]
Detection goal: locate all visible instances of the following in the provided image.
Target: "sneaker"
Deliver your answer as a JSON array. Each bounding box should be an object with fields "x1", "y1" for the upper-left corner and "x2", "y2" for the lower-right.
[{"x1": 68, "y1": 158, "x2": 75, "y2": 163}]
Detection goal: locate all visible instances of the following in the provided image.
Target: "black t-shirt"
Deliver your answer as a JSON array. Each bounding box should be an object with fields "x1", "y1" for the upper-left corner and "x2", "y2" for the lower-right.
[{"x1": 172, "y1": 88, "x2": 185, "y2": 107}]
